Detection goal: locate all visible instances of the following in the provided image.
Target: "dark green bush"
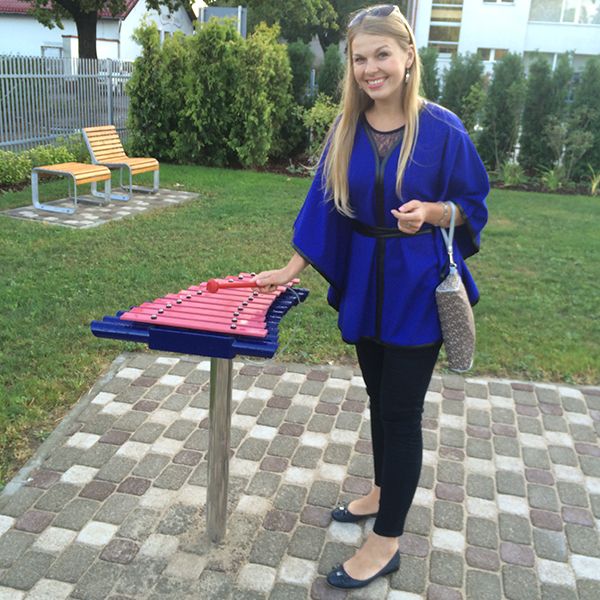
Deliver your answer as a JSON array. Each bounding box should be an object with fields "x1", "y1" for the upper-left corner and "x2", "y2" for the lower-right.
[
  {"x1": 287, "y1": 40, "x2": 315, "y2": 104},
  {"x1": 419, "y1": 46, "x2": 440, "y2": 103},
  {"x1": 317, "y1": 44, "x2": 344, "y2": 102},
  {"x1": 303, "y1": 93, "x2": 339, "y2": 161},
  {"x1": 440, "y1": 52, "x2": 483, "y2": 121},
  {"x1": 0, "y1": 151, "x2": 32, "y2": 187}
]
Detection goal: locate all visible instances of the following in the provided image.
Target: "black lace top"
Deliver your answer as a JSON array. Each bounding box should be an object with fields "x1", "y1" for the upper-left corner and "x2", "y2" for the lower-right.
[{"x1": 364, "y1": 120, "x2": 404, "y2": 157}]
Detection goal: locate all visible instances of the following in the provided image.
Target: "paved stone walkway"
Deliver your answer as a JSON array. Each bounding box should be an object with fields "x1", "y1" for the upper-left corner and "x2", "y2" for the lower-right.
[
  {"x1": 0, "y1": 353, "x2": 599, "y2": 599},
  {"x1": 2, "y1": 189, "x2": 198, "y2": 229}
]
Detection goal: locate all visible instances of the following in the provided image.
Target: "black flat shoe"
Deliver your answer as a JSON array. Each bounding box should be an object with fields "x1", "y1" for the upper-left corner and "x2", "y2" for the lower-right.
[
  {"x1": 326, "y1": 550, "x2": 400, "y2": 589},
  {"x1": 331, "y1": 502, "x2": 378, "y2": 523}
]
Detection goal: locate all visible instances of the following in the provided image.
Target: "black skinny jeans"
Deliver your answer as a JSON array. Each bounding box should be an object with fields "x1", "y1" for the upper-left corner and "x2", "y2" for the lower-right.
[{"x1": 356, "y1": 338, "x2": 441, "y2": 537}]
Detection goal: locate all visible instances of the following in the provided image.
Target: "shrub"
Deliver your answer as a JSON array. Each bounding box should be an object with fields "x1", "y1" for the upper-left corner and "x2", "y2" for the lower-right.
[
  {"x1": 287, "y1": 40, "x2": 315, "y2": 104},
  {"x1": 317, "y1": 44, "x2": 344, "y2": 102},
  {"x1": 541, "y1": 166, "x2": 564, "y2": 192},
  {"x1": 419, "y1": 46, "x2": 440, "y2": 102},
  {"x1": 440, "y1": 52, "x2": 484, "y2": 120},
  {"x1": 461, "y1": 82, "x2": 485, "y2": 136},
  {"x1": 499, "y1": 161, "x2": 526, "y2": 187},
  {"x1": 519, "y1": 55, "x2": 556, "y2": 174},
  {"x1": 478, "y1": 53, "x2": 526, "y2": 170},
  {"x1": 303, "y1": 93, "x2": 339, "y2": 161},
  {"x1": 0, "y1": 151, "x2": 32, "y2": 187},
  {"x1": 589, "y1": 165, "x2": 600, "y2": 196},
  {"x1": 26, "y1": 144, "x2": 75, "y2": 168}
]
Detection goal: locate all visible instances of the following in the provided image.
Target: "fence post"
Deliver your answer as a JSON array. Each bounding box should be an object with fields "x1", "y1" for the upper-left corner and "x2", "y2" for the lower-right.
[{"x1": 107, "y1": 59, "x2": 114, "y2": 125}]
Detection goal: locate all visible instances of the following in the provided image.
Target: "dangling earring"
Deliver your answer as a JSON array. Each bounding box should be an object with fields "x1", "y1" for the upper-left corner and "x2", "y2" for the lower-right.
[{"x1": 404, "y1": 69, "x2": 411, "y2": 84}]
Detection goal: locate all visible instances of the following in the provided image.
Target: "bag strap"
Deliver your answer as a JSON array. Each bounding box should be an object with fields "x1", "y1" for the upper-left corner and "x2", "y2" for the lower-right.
[{"x1": 439, "y1": 202, "x2": 457, "y2": 269}]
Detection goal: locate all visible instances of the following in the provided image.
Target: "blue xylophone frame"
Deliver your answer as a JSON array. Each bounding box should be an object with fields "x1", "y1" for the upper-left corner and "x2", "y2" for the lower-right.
[{"x1": 90, "y1": 287, "x2": 309, "y2": 359}]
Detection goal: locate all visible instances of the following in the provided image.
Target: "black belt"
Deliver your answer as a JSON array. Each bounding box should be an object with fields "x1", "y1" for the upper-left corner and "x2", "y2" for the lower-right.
[{"x1": 352, "y1": 220, "x2": 433, "y2": 238}]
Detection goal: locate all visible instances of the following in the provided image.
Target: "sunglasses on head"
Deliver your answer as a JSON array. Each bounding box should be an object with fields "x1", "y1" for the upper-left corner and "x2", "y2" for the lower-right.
[{"x1": 348, "y1": 4, "x2": 399, "y2": 28}]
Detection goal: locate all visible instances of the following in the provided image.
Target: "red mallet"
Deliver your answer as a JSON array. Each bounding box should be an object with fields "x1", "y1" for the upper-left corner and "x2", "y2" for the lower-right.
[{"x1": 206, "y1": 279, "x2": 258, "y2": 293}]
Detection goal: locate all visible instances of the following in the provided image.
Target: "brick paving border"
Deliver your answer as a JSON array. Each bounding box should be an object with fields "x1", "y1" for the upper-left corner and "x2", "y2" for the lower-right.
[{"x1": 0, "y1": 352, "x2": 599, "y2": 599}]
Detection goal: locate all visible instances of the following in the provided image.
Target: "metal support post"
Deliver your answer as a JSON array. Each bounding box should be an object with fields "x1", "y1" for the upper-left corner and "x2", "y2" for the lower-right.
[{"x1": 206, "y1": 357, "x2": 233, "y2": 543}]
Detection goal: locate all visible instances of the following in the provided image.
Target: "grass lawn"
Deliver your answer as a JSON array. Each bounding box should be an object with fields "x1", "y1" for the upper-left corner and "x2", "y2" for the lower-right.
[{"x1": 1, "y1": 164, "x2": 598, "y2": 488}]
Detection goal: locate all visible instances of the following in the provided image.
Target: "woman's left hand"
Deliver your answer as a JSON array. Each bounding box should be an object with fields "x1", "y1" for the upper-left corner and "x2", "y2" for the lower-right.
[{"x1": 391, "y1": 200, "x2": 428, "y2": 234}]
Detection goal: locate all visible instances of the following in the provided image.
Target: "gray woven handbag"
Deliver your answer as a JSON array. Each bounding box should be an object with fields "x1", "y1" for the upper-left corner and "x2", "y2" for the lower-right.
[{"x1": 435, "y1": 203, "x2": 476, "y2": 372}]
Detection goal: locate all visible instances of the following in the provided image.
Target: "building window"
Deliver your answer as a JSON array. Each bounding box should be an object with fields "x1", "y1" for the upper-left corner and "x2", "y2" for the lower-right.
[
  {"x1": 429, "y1": 1, "x2": 463, "y2": 55},
  {"x1": 477, "y1": 48, "x2": 509, "y2": 61},
  {"x1": 530, "y1": 0, "x2": 600, "y2": 24}
]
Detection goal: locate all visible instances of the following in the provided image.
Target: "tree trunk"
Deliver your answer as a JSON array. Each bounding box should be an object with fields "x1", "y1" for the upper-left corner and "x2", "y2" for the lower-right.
[{"x1": 74, "y1": 12, "x2": 98, "y2": 60}]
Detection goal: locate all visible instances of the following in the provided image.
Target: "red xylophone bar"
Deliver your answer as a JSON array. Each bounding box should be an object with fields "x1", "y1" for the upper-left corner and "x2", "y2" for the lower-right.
[{"x1": 119, "y1": 274, "x2": 299, "y2": 337}]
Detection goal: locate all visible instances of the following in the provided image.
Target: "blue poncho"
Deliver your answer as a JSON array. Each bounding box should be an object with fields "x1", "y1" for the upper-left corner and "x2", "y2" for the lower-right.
[{"x1": 292, "y1": 102, "x2": 489, "y2": 348}]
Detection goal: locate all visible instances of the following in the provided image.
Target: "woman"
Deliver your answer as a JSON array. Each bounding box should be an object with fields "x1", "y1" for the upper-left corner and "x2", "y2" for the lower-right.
[{"x1": 256, "y1": 4, "x2": 489, "y2": 590}]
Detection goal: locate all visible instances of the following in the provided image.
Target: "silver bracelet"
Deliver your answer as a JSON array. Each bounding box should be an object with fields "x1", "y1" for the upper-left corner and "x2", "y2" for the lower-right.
[{"x1": 436, "y1": 202, "x2": 449, "y2": 227}]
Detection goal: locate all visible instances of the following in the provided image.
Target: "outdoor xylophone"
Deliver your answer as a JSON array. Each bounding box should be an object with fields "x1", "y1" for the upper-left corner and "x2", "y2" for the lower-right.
[{"x1": 91, "y1": 272, "x2": 308, "y2": 542}]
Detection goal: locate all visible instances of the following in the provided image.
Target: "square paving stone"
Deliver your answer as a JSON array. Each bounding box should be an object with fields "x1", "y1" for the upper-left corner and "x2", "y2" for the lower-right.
[
  {"x1": 579, "y1": 455, "x2": 600, "y2": 477},
  {"x1": 347, "y1": 454, "x2": 373, "y2": 478},
  {"x1": 274, "y1": 485, "x2": 307, "y2": 513},
  {"x1": 0, "y1": 530, "x2": 35, "y2": 568},
  {"x1": 335, "y1": 412, "x2": 361, "y2": 431},
  {"x1": 404, "y1": 505, "x2": 432, "y2": 536},
  {"x1": 247, "y1": 471, "x2": 281, "y2": 497},
  {"x1": 131, "y1": 423, "x2": 165, "y2": 444},
  {"x1": 530, "y1": 509, "x2": 563, "y2": 531},
  {"x1": 466, "y1": 569, "x2": 502, "y2": 600},
  {"x1": 419, "y1": 464, "x2": 435, "y2": 489},
  {"x1": 433, "y1": 501, "x2": 463, "y2": 530},
  {"x1": 285, "y1": 405, "x2": 312, "y2": 425},
  {"x1": 389, "y1": 554, "x2": 427, "y2": 593},
  {"x1": 47, "y1": 543, "x2": 99, "y2": 583},
  {"x1": 496, "y1": 471, "x2": 526, "y2": 497},
  {"x1": 318, "y1": 542, "x2": 355, "y2": 575},
  {"x1": 465, "y1": 546, "x2": 500, "y2": 571},
  {"x1": 52, "y1": 498, "x2": 100, "y2": 530},
  {"x1": 25, "y1": 469, "x2": 62, "y2": 490},
  {"x1": 440, "y1": 428, "x2": 465, "y2": 448},
  {"x1": 1, "y1": 487, "x2": 44, "y2": 518},
  {"x1": 162, "y1": 394, "x2": 190, "y2": 411},
  {"x1": 238, "y1": 438, "x2": 269, "y2": 461},
  {"x1": 95, "y1": 493, "x2": 139, "y2": 525},
  {"x1": 533, "y1": 528, "x2": 568, "y2": 561},
  {"x1": 499, "y1": 514, "x2": 532, "y2": 544},
  {"x1": 577, "y1": 579, "x2": 600, "y2": 600},
  {"x1": 270, "y1": 582, "x2": 308, "y2": 600},
  {"x1": 291, "y1": 446, "x2": 322, "y2": 469},
  {"x1": 429, "y1": 550, "x2": 463, "y2": 587},
  {"x1": 467, "y1": 474, "x2": 495, "y2": 500},
  {"x1": 288, "y1": 525, "x2": 326, "y2": 560},
  {"x1": 184, "y1": 429, "x2": 209, "y2": 452},
  {"x1": 565, "y1": 523, "x2": 600, "y2": 556},
  {"x1": 249, "y1": 530, "x2": 290, "y2": 567},
  {"x1": 502, "y1": 565, "x2": 539, "y2": 600},
  {"x1": 436, "y1": 460, "x2": 464, "y2": 485},
  {"x1": 467, "y1": 517, "x2": 498, "y2": 549},
  {"x1": 523, "y1": 448, "x2": 551, "y2": 470},
  {"x1": 34, "y1": 484, "x2": 80, "y2": 513},
  {"x1": 307, "y1": 414, "x2": 335, "y2": 433},
  {"x1": 79, "y1": 443, "x2": 119, "y2": 468},
  {"x1": 117, "y1": 477, "x2": 151, "y2": 496},
  {"x1": 0, "y1": 549, "x2": 55, "y2": 590},
  {"x1": 96, "y1": 456, "x2": 136, "y2": 483},
  {"x1": 308, "y1": 481, "x2": 340, "y2": 508},
  {"x1": 542, "y1": 415, "x2": 568, "y2": 432},
  {"x1": 323, "y1": 444, "x2": 352, "y2": 465},
  {"x1": 14, "y1": 509, "x2": 54, "y2": 533},
  {"x1": 262, "y1": 509, "x2": 296, "y2": 532},
  {"x1": 100, "y1": 538, "x2": 140, "y2": 564},
  {"x1": 118, "y1": 508, "x2": 161, "y2": 542},
  {"x1": 80, "y1": 480, "x2": 117, "y2": 501},
  {"x1": 527, "y1": 484, "x2": 559, "y2": 512},
  {"x1": 493, "y1": 436, "x2": 520, "y2": 457},
  {"x1": 190, "y1": 568, "x2": 233, "y2": 599},
  {"x1": 81, "y1": 413, "x2": 118, "y2": 435},
  {"x1": 267, "y1": 435, "x2": 298, "y2": 458},
  {"x1": 153, "y1": 465, "x2": 192, "y2": 490},
  {"x1": 173, "y1": 449, "x2": 202, "y2": 466},
  {"x1": 557, "y1": 481, "x2": 588, "y2": 507},
  {"x1": 133, "y1": 454, "x2": 170, "y2": 479},
  {"x1": 541, "y1": 583, "x2": 578, "y2": 600},
  {"x1": 467, "y1": 409, "x2": 490, "y2": 427},
  {"x1": 517, "y1": 416, "x2": 543, "y2": 435},
  {"x1": 113, "y1": 557, "x2": 166, "y2": 597},
  {"x1": 549, "y1": 445, "x2": 578, "y2": 466},
  {"x1": 157, "y1": 504, "x2": 196, "y2": 536},
  {"x1": 256, "y1": 408, "x2": 285, "y2": 427},
  {"x1": 300, "y1": 505, "x2": 331, "y2": 528},
  {"x1": 500, "y1": 541, "x2": 535, "y2": 567}
]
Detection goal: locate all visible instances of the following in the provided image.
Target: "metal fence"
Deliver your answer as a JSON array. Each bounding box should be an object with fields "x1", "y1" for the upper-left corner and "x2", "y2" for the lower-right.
[{"x1": 0, "y1": 56, "x2": 133, "y2": 152}]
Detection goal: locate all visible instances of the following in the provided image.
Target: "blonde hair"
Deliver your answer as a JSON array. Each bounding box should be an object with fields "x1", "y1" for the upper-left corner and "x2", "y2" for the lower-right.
[{"x1": 322, "y1": 5, "x2": 424, "y2": 217}]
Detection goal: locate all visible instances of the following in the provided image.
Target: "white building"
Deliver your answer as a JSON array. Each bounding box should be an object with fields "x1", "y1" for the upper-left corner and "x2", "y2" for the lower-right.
[
  {"x1": 0, "y1": 0, "x2": 201, "y2": 61},
  {"x1": 410, "y1": 0, "x2": 600, "y2": 72}
]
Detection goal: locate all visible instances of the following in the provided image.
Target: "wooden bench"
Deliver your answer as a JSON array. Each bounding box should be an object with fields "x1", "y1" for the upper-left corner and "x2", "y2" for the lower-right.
[
  {"x1": 83, "y1": 125, "x2": 159, "y2": 201},
  {"x1": 32, "y1": 162, "x2": 112, "y2": 214}
]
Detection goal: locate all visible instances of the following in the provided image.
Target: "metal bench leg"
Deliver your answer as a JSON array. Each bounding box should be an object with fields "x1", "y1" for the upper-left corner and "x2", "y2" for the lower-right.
[
  {"x1": 207, "y1": 357, "x2": 233, "y2": 543},
  {"x1": 91, "y1": 170, "x2": 129, "y2": 202},
  {"x1": 31, "y1": 170, "x2": 76, "y2": 214},
  {"x1": 130, "y1": 168, "x2": 159, "y2": 194}
]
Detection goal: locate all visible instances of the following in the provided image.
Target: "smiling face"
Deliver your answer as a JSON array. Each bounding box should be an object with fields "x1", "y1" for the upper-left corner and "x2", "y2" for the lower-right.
[{"x1": 351, "y1": 33, "x2": 414, "y2": 107}]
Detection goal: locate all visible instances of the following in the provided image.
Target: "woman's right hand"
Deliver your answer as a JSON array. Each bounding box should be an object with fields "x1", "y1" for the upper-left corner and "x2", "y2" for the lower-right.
[{"x1": 254, "y1": 268, "x2": 293, "y2": 293}]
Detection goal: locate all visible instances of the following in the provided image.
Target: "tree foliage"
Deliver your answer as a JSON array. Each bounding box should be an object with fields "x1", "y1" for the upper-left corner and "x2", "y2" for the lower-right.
[
  {"x1": 519, "y1": 55, "x2": 556, "y2": 173},
  {"x1": 419, "y1": 46, "x2": 440, "y2": 102},
  {"x1": 287, "y1": 40, "x2": 315, "y2": 104},
  {"x1": 477, "y1": 53, "x2": 526, "y2": 170},
  {"x1": 28, "y1": 0, "x2": 190, "y2": 59},
  {"x1": 440, "y1": 52, "x2": 484, "y2": 120},
  {"x1": 206, "y1": 0, "x2": 337, "y2": 43},
  {"x1": 317, "y1": 44, "x2": 344, "y2": 102}
]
